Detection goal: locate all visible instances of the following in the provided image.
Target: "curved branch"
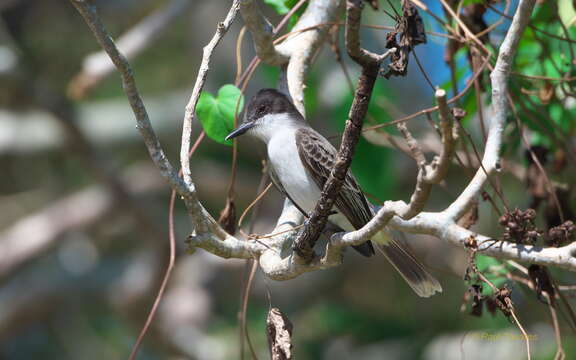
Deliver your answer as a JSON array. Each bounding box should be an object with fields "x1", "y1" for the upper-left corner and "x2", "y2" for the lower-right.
[
  {"x1": 180, "y1": 0, "x2": 241, "y2": 190},
  {"x1": 241, "y1": 0, "x2": 344, "y2": 114},
  {"x1": 70, "y1": 0, "x2": 237, "y2": 239},
  {"x1": 240, "y1": 0, "x2": 288, "y2": 65},
  {"x1": 444, "y1": 0, "x2": 537, "y2": 221},
  {"x1": 278, "y1": 0, "x2": 344, "y2": 114},
  {"x1": 69, "y1": 0, "x2": 187, "y2": 198},
  {"x1": 72, "y1": 0, "x2": 576, "y2": 281},
  {"x1": 344, "y1": 0, "x2": 382, "y2": 66}
]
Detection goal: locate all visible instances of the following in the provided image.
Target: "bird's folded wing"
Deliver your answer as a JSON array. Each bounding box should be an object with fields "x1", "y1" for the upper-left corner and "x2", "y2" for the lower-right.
[{"x1": 295, "y1": 127, "x2": 373, "y2": 229}]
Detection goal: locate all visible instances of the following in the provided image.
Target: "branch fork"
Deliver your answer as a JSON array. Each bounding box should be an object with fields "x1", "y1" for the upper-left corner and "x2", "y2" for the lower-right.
[{"x1": 71, "y1": 0, "x2": 576, "y2": 280}]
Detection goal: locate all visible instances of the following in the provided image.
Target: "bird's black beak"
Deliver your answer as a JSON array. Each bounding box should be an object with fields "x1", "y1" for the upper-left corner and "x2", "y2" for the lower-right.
[{"x1": 225, "y1": 122, "x2": 255, "y2": 140}]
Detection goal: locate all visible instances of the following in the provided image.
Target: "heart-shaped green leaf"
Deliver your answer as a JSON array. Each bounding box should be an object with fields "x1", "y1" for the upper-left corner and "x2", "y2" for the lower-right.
[{"x1": 196, "y1": 84, "x2": 244, "y2": 146}]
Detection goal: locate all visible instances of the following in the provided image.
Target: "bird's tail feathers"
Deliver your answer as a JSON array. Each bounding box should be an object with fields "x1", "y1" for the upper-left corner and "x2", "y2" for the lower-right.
[
  {"x1": 373, "y1": 231, "x2": 442, "y2": 298},
  {"x1": 352, "y1": 241, "x2": 375, "y2": 257}
]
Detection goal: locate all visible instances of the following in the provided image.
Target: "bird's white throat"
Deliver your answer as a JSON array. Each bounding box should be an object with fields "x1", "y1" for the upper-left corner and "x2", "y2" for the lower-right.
[
  {"x1": 261, "y1": 115, "x2": 320, "y2": 214},
  {"x1": 250, "y1": 113, "x2": 303, "y2": 143}
]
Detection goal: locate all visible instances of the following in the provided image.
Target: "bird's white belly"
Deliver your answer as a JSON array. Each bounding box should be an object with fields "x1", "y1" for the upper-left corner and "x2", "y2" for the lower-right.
[
  {"x1": 268, "y1": 131, "x2": 320, "y2": 212},
  {"x1": 267, "y1": 131, "x2": 354, "y2": 231}
]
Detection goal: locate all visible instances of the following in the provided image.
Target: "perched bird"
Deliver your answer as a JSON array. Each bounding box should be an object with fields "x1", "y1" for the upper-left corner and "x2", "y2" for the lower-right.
[{"x1": 226, "y1": 89, "x2": 441, "y2": 297}]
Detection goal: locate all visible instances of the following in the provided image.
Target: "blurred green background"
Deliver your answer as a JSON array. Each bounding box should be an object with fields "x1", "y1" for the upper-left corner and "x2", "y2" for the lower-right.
[{"x1": 0, "y1": 0, "x2": 574, "y2": 359}]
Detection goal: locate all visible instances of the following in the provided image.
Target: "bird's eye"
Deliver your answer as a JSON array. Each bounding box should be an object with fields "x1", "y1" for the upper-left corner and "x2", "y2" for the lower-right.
[{"x1": 258, "y1": 105, "x2": 266, "y2": 114}]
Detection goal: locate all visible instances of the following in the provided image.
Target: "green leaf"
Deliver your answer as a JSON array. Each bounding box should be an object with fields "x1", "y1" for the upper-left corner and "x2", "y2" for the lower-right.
[
  {"x1": 196, "y1": 84, "x2": 244, "y2": 146},
  {"x1": 263, "y1": 0, "x2": 290, "y2": 14}
]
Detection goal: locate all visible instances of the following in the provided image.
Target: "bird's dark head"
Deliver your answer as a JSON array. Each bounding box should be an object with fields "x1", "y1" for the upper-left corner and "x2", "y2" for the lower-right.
[{"x1": 225, "y1": 89, "x2": 303, "y2": 141}]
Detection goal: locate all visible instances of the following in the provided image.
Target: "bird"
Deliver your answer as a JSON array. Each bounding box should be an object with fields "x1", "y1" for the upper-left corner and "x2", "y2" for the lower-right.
[{"x1": 226, "y1": 88, "x2": 442, "y2": 297}]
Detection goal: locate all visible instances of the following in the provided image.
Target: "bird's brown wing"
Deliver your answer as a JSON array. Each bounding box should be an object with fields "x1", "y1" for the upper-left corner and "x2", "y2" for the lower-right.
[
  {"x1": 296, "y1": 130, "x2": 439, "y2": 293},
  {"x1": 295, "y1": 127, "x2": 374, "y2": 229}
]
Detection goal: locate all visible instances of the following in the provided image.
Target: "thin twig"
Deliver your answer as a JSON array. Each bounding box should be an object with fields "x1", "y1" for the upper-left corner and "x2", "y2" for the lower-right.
[
  {"x1": 238, "y1": 183, "x2": 273, "y2": 233},
  {"x1": 506, "y1": 298, "x2": 532, "y2": 360},
  {"x1": 181, "y1": 0, "x2": 241, "y2": 190},
  {"x1": 506, "y1": 93, "x2": 565, "y2": 222},
  {"x1": 239, "y1": 171, "x2": 271, "y2": 360},
  {"x1": 444, "y1": 0, "x2": 537, "y2": 221},
  {"x1": 364, "y1": 54, "x2": 490, "y2": 131},
  {"x1": 236, "y1": 26, "x2": 248, "y2": 83},
  {"x1": 129, "y1": 131, "x2": 205, "y2": 360},
  {"x1": 128, "y1": 190, "x2": 177, "y2": 360}
]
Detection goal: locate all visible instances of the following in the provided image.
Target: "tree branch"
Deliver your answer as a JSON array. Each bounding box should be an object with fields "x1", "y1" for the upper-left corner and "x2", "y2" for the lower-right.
[
  {"x1": 69, "y1": 0, "x2": 188, "y2": 198},
  {"x1": 70, "y1": 0, "x2": 239, "y2": 241},
  {"x1": 444, "y1": 0, "x2": 537, "y2": 221},
  {"x1": 278, "y1": 0, "x2": 344, "y2": 114},
  {"x1": 387, "y1": 213, "x2": 576, "y2": 272},
  {"x1": 292, "y1": 0, "x2": 388, "y2": 261},
  {"x1": 72, "y1": 0, "x2": 576, "y2": 279},
  {"x1": 239, "y1": 0, "x2": 288, "y2": 66},
  {"x1": 241, "y1": 0, "x2": 344, "y2": 114},
  {"x1": 180, "y1": 0, "x2": 241, "y2": 190},
  {"x1": 344, "y1": 0, "x2": 384, "y2": 66}
]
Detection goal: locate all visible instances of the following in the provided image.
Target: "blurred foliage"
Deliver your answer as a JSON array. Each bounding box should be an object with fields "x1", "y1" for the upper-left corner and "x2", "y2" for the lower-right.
[{"x1": 510, "y1": 1, "x2": 576, "y2": 152}]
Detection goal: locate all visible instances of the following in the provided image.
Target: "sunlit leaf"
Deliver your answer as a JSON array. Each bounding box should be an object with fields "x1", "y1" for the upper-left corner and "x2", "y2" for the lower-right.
[{"x1": 196, "y1": 84, "x2": 244, "y2": 146}]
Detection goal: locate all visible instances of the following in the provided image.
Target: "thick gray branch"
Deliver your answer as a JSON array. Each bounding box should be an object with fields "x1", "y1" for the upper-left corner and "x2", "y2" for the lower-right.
[
  {"x1": 388, "y1": 213, "x2": 576, "y2": 272},
  {"x1": 240, "y1": 0, "x2": 288, "y2": 65},
  {"x1": 279, "y1": 0, "x2": 344, "y2": 114},
  {"x1": 241, "y1": 0, "x2": 343, "y2": 114}
]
